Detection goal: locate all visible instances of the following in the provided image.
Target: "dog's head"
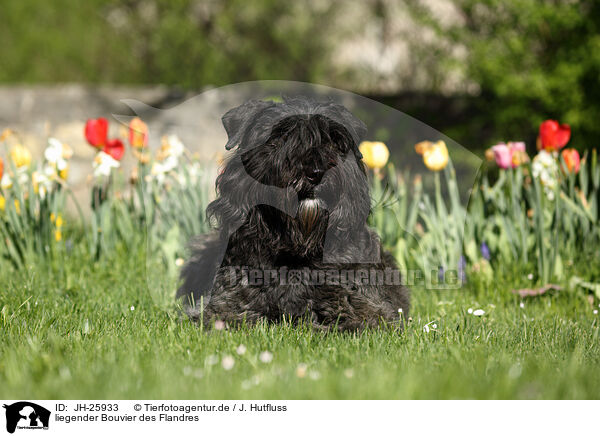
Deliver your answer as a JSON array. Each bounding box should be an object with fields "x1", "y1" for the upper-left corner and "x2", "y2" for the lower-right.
[{"x1": 208, "y1": 97, "x2": 371, "y2": 255}]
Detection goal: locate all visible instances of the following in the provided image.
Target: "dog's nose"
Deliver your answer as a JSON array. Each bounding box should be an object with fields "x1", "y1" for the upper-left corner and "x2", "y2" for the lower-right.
[{"x1": 306, "y1": 167, "x2": 325, "y2": 185}]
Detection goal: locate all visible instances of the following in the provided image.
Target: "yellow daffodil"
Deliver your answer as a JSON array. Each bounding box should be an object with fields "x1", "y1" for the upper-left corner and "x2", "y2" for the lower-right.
[
  {"x1": 55, "y1": 230, "x2": 62, "y2": 242},
  {"x1": 359, "y1": 141, "x2": 390, "y2": 169},
  {"x1": 415, "y1": 140, "x2": 449, "y2": 171},
  {"x1": 0, "y1": 195, "x2": 5, "y2": 211},
  {"x1": 14, "y1": 199, "x2": 20, "y2": 214},
  {"x1": 10, "y1": 144, "x2": 32, "y2": 168}
]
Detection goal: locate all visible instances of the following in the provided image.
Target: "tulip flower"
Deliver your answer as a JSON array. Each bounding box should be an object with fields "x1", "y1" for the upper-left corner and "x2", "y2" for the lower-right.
[
  {"x1": 85, "y1": 118, "x2": 109, "y2": 148},
  {"x1": 415, "y1": 140, "x2": 449, "y2": 171},
  {"x1": 489, "y1": 142, "x2": 528, "y2": 169},
  {"x1": 537, "y1": 120, "x2": 570, "y2": 151},
  {"x1": 561, "y1": 148, "x2": 580, "y2": 173},
  {"x1": 10, "y1": 144, "x2": 32, "y2": 168},
  {"x1": 128, "y1": 118, "x2": 149, "y2": 148},
  {"x1": 0, "y1": 195, "x2": 5, "y2": 211},
  {"x1": 359, "y1": 141, "x2": 389, "y2": 169},
  {"x1": 0, "y1": 156, "x2": 3, "y2": 181},
  {"x1": 84, "y1": 118, "x2": 125, "y2": 161}
]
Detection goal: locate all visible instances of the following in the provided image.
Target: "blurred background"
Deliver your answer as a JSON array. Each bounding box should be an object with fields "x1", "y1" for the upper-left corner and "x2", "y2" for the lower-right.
[{"x1": 1, "y1": 0, "x2": 599, "y2": 155}]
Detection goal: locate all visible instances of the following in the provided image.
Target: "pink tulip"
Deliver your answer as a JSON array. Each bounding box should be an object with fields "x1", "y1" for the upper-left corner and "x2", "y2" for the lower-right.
[
  {"x1": 491, "y1": 143, "x2": 512, "y2": 169},
  {"x1": 490, "y1": 142, "x2": 528, "y2": 169}
]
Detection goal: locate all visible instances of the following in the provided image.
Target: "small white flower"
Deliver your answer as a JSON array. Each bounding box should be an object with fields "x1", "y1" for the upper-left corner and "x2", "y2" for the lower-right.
[
  {"x1": 308, "y1": 370, "x2": 321, "y2": 380},
  {"x1": 472, "y1": 309, "x2": 485, "y2": 316},
  {"x1": 423, "y1": 325, "x2": 430, "y2": 333},
  {"x1": 508, "y1": 363, "x2": 522, "y2": 379},
  {"x1": 221, "y1": 355, "x2": 235, "y2": 370},
  {"x1": 175, "y1": 258, "x2": 185, "y2": 267},
  {"x1": 205, "y1": 355, "x2": 218, "y2": 366},
  {"x1": 296, "y1": 363, "x2": 307, "y2": 378},
  {"x1": 236, "y1": 344, "x2": 247, "y2": 355},
  {"x1": 398, "y1": 308, "x2": 403, "y2": 314},
  {"x1": 259, "y1": 351, "x2": 273, "y2": 363},
  {"x1": 527, "y1": 273, "x2": 534, "y2": 280},
  {"x1": 93, "y1": 151, "x2": 120, "y2": 178},
  {"x1": 432, "y1": 323, "x2": 437, "y2": 329},
  {"x1": 130, "y1": 306, "x2": 135, "y2": 311},
  {"x1": 214, "y1": 320, "x2": 225, "y2": 330},
  {"x1": 467, "y1": 308, "x2": 473, "y2": 314},
  {"x1": 594, "y1": 310, "x2": 598, "y2": 315}
]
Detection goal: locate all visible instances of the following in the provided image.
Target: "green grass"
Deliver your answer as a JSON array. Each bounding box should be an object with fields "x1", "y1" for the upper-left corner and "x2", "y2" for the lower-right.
[{"x1": 1, "y1": 248, "x2": 599, "y2": 400}]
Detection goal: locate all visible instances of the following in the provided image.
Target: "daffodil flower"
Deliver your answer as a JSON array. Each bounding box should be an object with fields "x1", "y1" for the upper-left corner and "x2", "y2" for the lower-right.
[
  {"x1": 93, "y1": 151, "x2": 120, "y2": 179},
  {"x1": 10, "y1": 144, "x2": 32, "y2": 168}
]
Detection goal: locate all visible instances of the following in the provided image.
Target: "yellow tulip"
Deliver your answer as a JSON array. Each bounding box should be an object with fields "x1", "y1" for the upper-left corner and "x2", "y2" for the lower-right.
[
  {"x1": 415, "y1": 140, "x2": 449, "y2": 171},
  {"x1": 359, "y1": 141, "x2": 390, "y2": 169},
  {"x1": 0, "y1": 195, "x2": 5, "y2": 211},
  {"x1": 10, "y1": 144, "x2": 32, "y2": 168},
  {"x1": 55, "y1": 215, "x2": 64, "y2": 228},
  {"x1": 55, "y1": 230, "x2": 62, "y2": 242}
]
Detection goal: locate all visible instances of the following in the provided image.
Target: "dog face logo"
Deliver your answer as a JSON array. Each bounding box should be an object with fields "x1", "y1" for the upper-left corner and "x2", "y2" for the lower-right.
[{"x1": 3, "y1": 402, "x2": 50, "y2": 434}]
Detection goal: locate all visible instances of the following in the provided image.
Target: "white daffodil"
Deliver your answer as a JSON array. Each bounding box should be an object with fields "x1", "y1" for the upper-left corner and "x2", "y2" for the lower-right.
[
  {"x1": 32, "y1": 171, "x2": 53, "y2": 199},
  {"x1": 93, "y1": 151, "x2": 120, "y2": 179},
  {"x1": 1, "y1": 173, "x2": 12, "y2": 190},
  {"x1": 532, "y1": 150, "x2": 559, "y2": 201},
  {"x1": 167, "y1": 134, "x2": 185, "y2": 158},
  {"x1": 45, "y1": 138, "x2": 72, "y2": 171},
  {"x1": 150, "y1": 162, "x2": 169, "y2": 185}
]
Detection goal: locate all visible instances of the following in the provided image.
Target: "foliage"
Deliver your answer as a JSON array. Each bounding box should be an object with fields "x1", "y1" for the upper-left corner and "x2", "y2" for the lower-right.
[
  {"x1": 0, "y1": 0, "x2": 337, "y2": 88},
  {"x1": 406, "y1": 0, "x2": 600, "y2": 150}
]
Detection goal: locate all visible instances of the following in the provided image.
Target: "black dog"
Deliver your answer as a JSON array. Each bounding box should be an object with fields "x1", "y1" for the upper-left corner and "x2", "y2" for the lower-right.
[{"x1": 177, "y1": 97, "x2": 409, "y2": 330}]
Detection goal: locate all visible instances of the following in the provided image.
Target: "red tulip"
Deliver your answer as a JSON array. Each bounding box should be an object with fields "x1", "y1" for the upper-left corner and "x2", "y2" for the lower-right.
[
  {"x1": 104, "y1": 139, "x2": 125, "y2": 161},
  {"x1": 538, "y1": 120, "x2": 570, "y2": 151},
  {"x1": 561, "y1": 148, "x2": 580, "y2": 173},
  {"x1": 0, "y1": 156, "x2": 4, "y2": 181},
  {"x1": 128, "y1": 118, "x2": 148, "y2": 148},
  {"x1": 84, "y1": 117, "x2": 126, "y2": 161},
  {"x1": 85, "y1": 118, "x2": 109, "y2": 148}
]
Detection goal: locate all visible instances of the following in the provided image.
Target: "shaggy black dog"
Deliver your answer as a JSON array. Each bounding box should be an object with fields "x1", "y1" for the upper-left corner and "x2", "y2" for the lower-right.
[{"x1": 177, "y1": 97, "x2": 409, "y2": 330}]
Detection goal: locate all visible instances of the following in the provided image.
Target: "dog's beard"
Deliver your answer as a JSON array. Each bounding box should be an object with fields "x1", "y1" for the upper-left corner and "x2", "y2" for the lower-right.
[{"x1": 297, "y1": 197, "x2": 327, "y2": 236}]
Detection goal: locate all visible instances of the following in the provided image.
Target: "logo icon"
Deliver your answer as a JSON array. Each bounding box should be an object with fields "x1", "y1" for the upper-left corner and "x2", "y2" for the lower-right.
[{"x1": 3, "y1": 402, "x2": 50, "y2": 434}]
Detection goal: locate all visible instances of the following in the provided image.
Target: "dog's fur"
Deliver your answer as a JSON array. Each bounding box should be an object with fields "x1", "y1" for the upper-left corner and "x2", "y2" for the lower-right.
[{"x1": 177, "y1": 97, "x2": 409, "y2": 330}]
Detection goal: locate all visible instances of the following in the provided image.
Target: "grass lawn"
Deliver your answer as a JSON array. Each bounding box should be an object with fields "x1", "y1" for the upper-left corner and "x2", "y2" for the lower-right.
[{"x1": 1, "y1": 249, "x2": 599, "y2": 400}]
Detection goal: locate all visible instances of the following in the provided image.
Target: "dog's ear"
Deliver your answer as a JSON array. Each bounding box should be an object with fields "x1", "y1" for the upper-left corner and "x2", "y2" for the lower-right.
[
  {"x1": 326, "y1": 103, "x2": 367, "y2": 158},
  {"x1": 222, "y1": 99, "x2": 275, "y2": 150}
]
